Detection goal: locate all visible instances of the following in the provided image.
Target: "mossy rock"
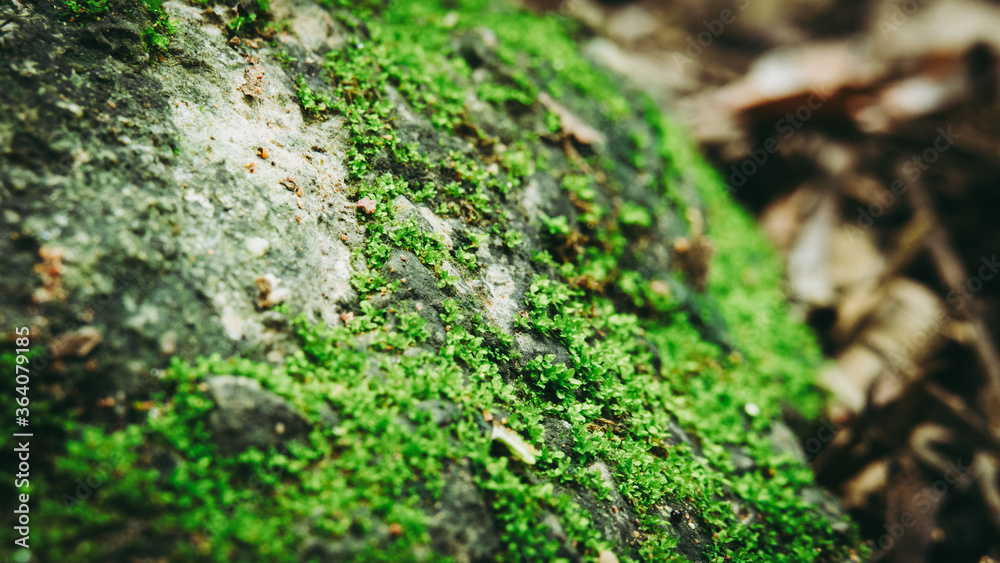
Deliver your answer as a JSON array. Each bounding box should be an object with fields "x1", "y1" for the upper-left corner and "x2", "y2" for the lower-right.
[{"x1": 0, "y1": 0, "x2": 864, "y2": 561}]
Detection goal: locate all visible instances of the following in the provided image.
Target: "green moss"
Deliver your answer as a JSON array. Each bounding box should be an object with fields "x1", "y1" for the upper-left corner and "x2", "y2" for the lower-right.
[
  {"x1": 295, "y1": 75, "x2": 332, "y2": 116},
  {"x1": 227, "y1": 0, "x2": 270, "y2": 36},
  {"x1": 618, "y1": 202, "x2": 652, "y2": 228},
  {"x1": 62, "y1": 0, "x2": 112, "y2": 17},
  {"x1": 538, "y1": 212, "x2": 572, "y2": 238},
  {"x1": 60, "y1": 0, "x2": 175, "y2": 52},
  {"x1": 178, "y1": 0, "x2": 272, "y2": 37}
]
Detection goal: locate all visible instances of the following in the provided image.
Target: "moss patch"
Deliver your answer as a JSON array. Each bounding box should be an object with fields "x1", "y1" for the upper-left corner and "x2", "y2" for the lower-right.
[{"x1": 59, "y1": 0, "x2": 175, "y2": 52}]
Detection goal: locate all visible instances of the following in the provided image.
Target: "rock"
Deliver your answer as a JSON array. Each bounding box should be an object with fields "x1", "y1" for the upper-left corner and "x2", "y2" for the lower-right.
[
  {"x1": 82, "y1": 19, "x2": 147, "y2": 63},
  {"x1": 1, "y1": 0, "x2": 860, "y2": 560},
  {"x1": 255, "y1": 273, "x2": 291, "y2": 309},
  {"x1": 356, "y1": 197, "x2": 377, "y2": 214},
  {"x1": 204, "y1": 375, "x2": 310, "y2": 455},
  {"x1": 239, "y1": 63, "x2": 265, "y2": 98},
  {"x1": 415, "y1": 399, "x2": 460, "y2": 426},
  {"x1": 425, "y1": 462, "x2": 502, "y2": 560},
  {"x1": 245, "y1": 236, "x2": 270, "y2": 257},
  {"x1": 317, "y1": 401, "x2": 341, "y2": 429}
]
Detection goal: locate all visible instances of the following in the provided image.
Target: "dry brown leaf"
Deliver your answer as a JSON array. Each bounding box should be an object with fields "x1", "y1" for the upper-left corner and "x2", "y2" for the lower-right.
[{"x1": 50, "y1": 326, "x2": 103, "y2": 359}]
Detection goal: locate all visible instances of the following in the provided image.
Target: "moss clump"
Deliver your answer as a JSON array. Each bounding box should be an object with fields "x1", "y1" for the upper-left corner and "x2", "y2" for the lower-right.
[
  {"x1": 60, "y1": 0, "x2": 175, "y2": 52},
  {"x1": 3, "y1": 0, "x2": 865, "y2": 561},
  {"x1": 225, "y1": 0, "x2": 273, "y2": 37}
]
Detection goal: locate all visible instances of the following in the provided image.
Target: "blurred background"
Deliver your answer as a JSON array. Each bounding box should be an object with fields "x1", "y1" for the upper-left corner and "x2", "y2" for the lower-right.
[{"x1": 523, "y1": 0, "x2": 1000, "y2": 561}]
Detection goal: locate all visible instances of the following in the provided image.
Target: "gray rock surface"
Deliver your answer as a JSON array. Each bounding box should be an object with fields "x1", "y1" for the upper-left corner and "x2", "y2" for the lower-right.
[{"x1": 205, "y1": 375, "x2": 311, "y2": 455}]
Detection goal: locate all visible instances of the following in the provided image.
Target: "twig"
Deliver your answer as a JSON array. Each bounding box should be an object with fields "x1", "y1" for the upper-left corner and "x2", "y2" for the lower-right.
[
  {"x1": 906, "y1": 179, "x2": 1000, "y2": 437},
  {"x1": 924, "y1": 381, "x2": 1000, "y2": 457}
]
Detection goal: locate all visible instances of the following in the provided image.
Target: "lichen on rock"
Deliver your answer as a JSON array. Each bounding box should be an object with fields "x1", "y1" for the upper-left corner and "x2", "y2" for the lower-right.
[{"x1": 1, "y1": 0, "x2": 864, "y2": 561}]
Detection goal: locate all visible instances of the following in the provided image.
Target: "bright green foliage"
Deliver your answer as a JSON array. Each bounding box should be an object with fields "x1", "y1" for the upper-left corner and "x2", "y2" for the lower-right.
[
  {"x1": 391, "y1": 220, "x2": 448, "y2": 266},
  {"x1": 60, "y1": 0, "x2": 175, "y2": 52},
  {"x1": 538, "y1": 213, "x2": 572, "y2": 238},
  {"x1": 142, "y1": 0, "x2": 174, "y2": 50},
  {"x1": 295, "y1": 75, "x2": 333, "y2": 115},
  {"x1": 619, "y1": 201, "x2": 652, "y2": 228},
  {"x1": 62, "y1": 0, "x2": 111, "y2": 17},
  {"x1": 562, "y1": 174, "x2": 596, "y2": 201}
]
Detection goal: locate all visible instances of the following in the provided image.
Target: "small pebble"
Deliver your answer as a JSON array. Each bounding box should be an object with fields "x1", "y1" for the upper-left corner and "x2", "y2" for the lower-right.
[
  {"x1": 356, "y1": 197, "x2": 377, "y2": 214},
  {"x1": 245, "y1": 237, "x2": 270, "y2": 257},
  {"x1": 671, "y1": 509, "x2": 684, "y2": 524}
]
